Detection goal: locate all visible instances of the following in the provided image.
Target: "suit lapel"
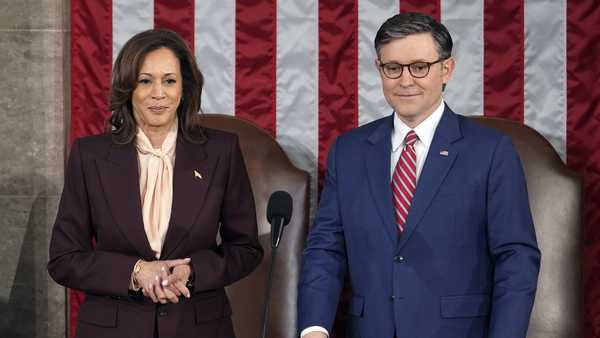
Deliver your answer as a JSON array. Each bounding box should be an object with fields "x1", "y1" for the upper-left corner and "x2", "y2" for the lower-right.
[
  {"x1": 365, "y1": 114, "x2": 398, "y2": 247},
  {"x1": 397, "y1": 107, "x2": 462, "y2": 251},
  {"x1": 160, "y1": 136, "x2": 215, "y2": 259},
  {"x1": 96, "y1": 142, "x2": 155, "y2": 260}
]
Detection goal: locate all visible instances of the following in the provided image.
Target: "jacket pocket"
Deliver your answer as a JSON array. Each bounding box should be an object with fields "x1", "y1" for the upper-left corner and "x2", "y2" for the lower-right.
[
  {"x1": 77, "y1": 296, "x2": 118, "y2": 328},
  {"x1": 194, "y1": 292, "x2": 232, "y2": 323},
  {"x1": 440, "y1": 294, "x2": 490, "y2": 318},
  {"x1": 347, "y1": 295, "x2": 364, "y2": 317}
]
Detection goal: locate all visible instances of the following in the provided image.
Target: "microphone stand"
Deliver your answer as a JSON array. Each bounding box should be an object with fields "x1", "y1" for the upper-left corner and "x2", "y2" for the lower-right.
[{"x1": 259, "y1": 217, "x2": 284, "y2": 338}]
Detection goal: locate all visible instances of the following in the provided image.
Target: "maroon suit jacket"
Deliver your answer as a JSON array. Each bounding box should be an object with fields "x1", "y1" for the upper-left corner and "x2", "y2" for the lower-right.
[{"x1": 48, "y1": 127, "x2": 263, "y2": 338}]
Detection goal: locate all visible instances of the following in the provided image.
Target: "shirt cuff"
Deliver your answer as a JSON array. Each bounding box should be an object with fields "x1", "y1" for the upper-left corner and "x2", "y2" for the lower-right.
[{"x1": 300, "y1": 326, "x2": 329, "y2": 338}]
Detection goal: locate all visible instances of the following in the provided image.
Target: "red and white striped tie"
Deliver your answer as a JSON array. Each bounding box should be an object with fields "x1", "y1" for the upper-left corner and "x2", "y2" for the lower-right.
[{"x1": 392, "y1": 130, "x2": 418, "y2": 233}]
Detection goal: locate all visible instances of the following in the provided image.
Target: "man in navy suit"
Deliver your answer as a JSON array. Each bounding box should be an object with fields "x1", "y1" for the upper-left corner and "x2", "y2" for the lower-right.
[{"x1": 298, "y1": 12, "x2": 540, "y2": 338}]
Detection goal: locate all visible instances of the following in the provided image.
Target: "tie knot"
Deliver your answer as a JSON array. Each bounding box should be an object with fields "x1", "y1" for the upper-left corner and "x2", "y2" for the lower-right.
[{"x1": 404, "y1": 130, "x2": 418, "y2": 147}]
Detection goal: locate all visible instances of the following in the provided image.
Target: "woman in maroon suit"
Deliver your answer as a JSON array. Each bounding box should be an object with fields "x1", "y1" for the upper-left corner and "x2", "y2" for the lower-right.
[{"x1": 48, "y1": 29, "x2": 263, "y2": 338}]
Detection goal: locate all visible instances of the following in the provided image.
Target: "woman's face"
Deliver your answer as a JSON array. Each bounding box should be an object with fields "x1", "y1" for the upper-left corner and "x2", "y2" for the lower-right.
[{"x1": 132, "y1": 47, "x2": 183, "y2": 132}]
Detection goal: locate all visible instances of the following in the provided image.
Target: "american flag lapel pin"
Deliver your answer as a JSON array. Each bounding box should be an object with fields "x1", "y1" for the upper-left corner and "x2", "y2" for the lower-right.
[
  {"x1": 194, "y1": 170, "x2": 203, "y2": 179},
  {"x1": 439, "y1": 149, "x2": 449, "y2": 156}
]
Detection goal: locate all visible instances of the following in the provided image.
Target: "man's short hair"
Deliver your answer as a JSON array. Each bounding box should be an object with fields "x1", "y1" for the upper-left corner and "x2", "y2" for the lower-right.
[{"x1": 374, "y1": 12, "x2": 453, "y2": 60}]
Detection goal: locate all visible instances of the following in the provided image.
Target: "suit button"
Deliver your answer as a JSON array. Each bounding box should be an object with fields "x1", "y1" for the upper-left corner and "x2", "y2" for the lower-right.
[
  {"x1": 390, "y1": 295, "x2": 396, "y2": 301},
  {"x1": 158, "y1": 304, "x2": 168, "y2": 317},
  {"x1": 393, "y1": 255, "x2": 405, "y2": 263}
]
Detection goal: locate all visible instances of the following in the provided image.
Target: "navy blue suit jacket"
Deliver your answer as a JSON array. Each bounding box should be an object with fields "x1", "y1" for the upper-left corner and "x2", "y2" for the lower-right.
[{"x1": 298, "y1": 106, "x2": 540, "y2": 338}]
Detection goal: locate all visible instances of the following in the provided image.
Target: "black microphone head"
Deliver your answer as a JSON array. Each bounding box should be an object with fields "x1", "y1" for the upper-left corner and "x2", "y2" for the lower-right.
[{"x1": 266, "y1": 191, "x2": 293, "y2": 226}]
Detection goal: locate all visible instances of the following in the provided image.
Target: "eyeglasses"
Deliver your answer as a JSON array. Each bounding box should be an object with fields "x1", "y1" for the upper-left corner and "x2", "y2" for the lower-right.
[{"x1": 378, "y1": 58, "x2": 447, "y2": 79}]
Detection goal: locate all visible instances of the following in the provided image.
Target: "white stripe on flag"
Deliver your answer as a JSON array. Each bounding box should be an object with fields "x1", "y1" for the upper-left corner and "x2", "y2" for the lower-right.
[
  {"x1": 358, "y1": 0, "x2": 399, "y2": 126},
  {"x1": 441, "y1": 0, "x2": 484, "y2": 116},
  {"x1": 195, "y1": 0, "x2": 235, "y2": 115},
  {"x1": 276, "y1": 0, "x2": 319, "y2": 213},
  {"x1": 524, "y1": 0, "x2": 567, "y2": 160},
  {"x1": 113, "y1": 0, "x2": 154, "y2": 62}
]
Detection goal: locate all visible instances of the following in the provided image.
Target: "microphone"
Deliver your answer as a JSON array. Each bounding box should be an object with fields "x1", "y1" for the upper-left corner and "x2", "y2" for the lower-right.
[
  {"x1": 260, "y1": 191, "x2": 293, "y2": 338},
  {"x1": 266, "y1": 190, "x2": 293, "y2": 248}
]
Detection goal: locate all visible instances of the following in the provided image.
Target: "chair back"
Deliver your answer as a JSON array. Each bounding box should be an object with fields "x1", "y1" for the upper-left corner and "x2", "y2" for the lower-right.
[
  {"x1": 470, "y1": 116, "x2": 583, "y2": 338},
  {"x1": 199, "y1": 114, "x2": 309, "y2": 338}
]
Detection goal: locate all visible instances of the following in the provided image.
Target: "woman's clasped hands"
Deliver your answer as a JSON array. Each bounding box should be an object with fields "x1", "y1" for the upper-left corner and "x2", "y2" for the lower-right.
[{"x1": 134, "y1": 258, "x2": 193, "y2": 304}]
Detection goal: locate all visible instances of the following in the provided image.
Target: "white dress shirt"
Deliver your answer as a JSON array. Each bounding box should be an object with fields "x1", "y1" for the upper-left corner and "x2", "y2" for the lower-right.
[
  {"x1": 390, "y1": 99, "x2": 445, "y2": 182},
  {"x1": 301, "y1": 100, "x2": 446, "y2": 338}
]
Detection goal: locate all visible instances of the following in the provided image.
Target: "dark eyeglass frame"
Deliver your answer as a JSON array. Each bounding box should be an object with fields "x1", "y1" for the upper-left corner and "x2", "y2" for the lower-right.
[{"x1": 378, "y1": 57, "x2": 448, "y2": 79}]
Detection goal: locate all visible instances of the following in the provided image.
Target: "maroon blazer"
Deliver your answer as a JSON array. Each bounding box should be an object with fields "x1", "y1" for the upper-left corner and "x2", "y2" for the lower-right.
[{"x1": 48, "y1": 127, "x2": 263, "y2": 338}]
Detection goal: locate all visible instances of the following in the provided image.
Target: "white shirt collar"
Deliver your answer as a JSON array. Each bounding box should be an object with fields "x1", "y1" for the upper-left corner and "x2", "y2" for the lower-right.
[{"x1": 391, "y1": 99, "x2": 445, "y2": 152}]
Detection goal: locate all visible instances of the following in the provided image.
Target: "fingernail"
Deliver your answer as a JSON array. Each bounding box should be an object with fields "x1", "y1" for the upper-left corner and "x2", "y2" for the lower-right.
[
  {"x1": 155, "y1": 275, "x2": 159, "y2": 281},
  {"x1": 162, "y1": 280, "x2": 168, "y2": 286},
  {"x1": 161, "y1": 266, "x2": 166, "y2": 272}
]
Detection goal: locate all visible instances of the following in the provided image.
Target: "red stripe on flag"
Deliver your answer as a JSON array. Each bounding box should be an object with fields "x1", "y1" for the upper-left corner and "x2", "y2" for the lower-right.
[
  {"x1": 566, "y1": 2, "x2": 600, "y2": 338},
  {"x1": 70, "y1": 2, "x2": 112, "y2": 336},
  {"x1": 235, "y1": 0, "x2": 277, "y2": 136},
  {"x1": 399, "y1": 0, "x2": 441, "y2": 22},
  {"x1": 318, "y1": 0, "x2": 359, "y2": 189},
  {"x1": 483, "y1": 1, "x2": 525, "y2": 121},
  {"x1": 67, "y1": 291, "x2": 86, "y2": 338},
  {"x1": 154, "y1": 0, "x2": 195, "y2": 52},
  {"x1": 70, "y1": 0, "x2": 113, "y2": 144}
]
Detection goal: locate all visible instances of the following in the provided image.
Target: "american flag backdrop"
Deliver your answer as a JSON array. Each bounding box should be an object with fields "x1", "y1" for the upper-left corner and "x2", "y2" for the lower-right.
[{"x1": 69, "y1": 0, "x2": 600, "y2": 337}]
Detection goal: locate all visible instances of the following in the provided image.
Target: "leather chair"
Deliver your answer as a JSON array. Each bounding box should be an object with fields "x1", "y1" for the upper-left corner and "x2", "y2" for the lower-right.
[
  {"x1": 199, "y1": 114, "x2": 309, "y2": 338},
  {"x1": 470, "y1": 117, "x2": 583, "y2": 338}
]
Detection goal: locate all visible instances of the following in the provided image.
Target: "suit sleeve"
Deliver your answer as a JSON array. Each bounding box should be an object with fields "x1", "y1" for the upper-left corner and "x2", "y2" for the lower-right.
[
  {"x1": 47, "y1": 139, "x2": 139, "y2": 297},
  {"x1": 189, "y1": 135, "x2": 263, "y2": 292},
  {"x1": 487, "y1": 136, "x2": 541, "y2": 338},
  {"x1": 297, "y1": 139, "x2": 347, "y2": 334}
]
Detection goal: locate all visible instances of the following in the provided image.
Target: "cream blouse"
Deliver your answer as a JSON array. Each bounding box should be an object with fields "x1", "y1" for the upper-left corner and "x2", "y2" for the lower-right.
[{"x1": 135, "y1": 120, "x2": 177, "y2": 259}]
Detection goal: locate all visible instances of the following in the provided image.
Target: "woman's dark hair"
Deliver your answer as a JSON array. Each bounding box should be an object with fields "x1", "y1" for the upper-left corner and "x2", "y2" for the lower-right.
[{"x1": 108, "y1": 29, "x2": 206, "y2": 144}]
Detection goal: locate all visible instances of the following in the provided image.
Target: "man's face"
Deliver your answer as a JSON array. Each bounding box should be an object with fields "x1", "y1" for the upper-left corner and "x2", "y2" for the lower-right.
[{"x1": 377, "y1": 33, "x2": 454, "y2": 128}]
